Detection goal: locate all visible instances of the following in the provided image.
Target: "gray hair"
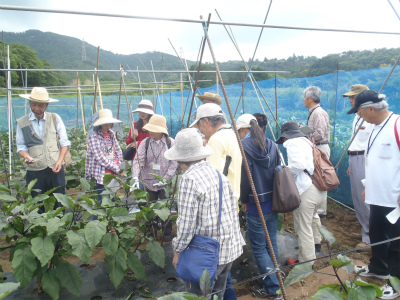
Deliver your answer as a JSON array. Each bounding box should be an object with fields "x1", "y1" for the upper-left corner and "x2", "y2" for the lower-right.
[
  {"x1": 360, "y1": 99, "x2": 389, "y2": 111},
  {"x1": 304, "y1": 86, "x2": 321, "y2": 103},
  {"x1": 199, "y1": 115, "x2": 226, "y2": 127}
]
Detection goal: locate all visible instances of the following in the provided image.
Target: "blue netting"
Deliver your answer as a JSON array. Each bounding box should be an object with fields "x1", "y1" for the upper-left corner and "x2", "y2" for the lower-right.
[{"x1": 1, "y1": 65, "x2": 400, "y2": 206}]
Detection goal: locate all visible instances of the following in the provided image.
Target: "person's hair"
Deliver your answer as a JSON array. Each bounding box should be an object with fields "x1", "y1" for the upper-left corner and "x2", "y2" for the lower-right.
[
  {"x1": 136, "y1": 114, "x2": 152, "y2": 131},
  {"x1": 304, "y1": 86, "x2": 321, "y2": 103},
  {"x1": 178, "y1": 159, "x2": 203, "y2": 167},
  {"x1": 199, "y1": 115, "x2": 226, "y2": 127},
  {"x1": 249, "y1": 119, "x2": 266, "y2": 152},
  {"x1": 253, "y1": 113, "x2": 268, "y2": 129},
  {"x1": 361, "y1": 99, "x2": 389, "y2": 111}
]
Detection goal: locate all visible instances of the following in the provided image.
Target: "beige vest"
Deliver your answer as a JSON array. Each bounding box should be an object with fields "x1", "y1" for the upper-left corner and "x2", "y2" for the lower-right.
[{"x1": 16, "y1": 113, "x2": 60, "y2": 171}]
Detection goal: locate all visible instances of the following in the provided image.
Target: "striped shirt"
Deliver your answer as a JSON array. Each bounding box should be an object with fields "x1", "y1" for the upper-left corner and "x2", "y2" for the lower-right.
[
  {"x1": 85, "y1": 130, "x2": 123, "y2": 185},
  {"x1": 172, "y1": 161, "x2": 245, "y2": 265},
  {"x1": 131, "y1": 136, "x2": 178, "y2": 191}
]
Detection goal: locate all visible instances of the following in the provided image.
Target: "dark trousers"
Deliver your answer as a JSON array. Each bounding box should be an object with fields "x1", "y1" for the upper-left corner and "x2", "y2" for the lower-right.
[
  {"x1": 368, "y1": 204, "x2": 400, "y2": 278},
  {"x1": 146, "y1": 189, "x2": 172, "y2": 236},
  {"x1": 26, "y1": 167, "x2": 65, "y2": 213}
]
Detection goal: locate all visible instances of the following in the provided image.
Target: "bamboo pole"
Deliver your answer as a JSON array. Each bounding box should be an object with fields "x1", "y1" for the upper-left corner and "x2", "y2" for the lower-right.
[
  {"x1": 180, "y1": 73, "x2": 184, "y2": 129},
  {"x1": 93, "y1": 46, "x2": 100, "y2": 113},
  {"x1": 76, "y1": 72, "x2": 79, "y2": 134},
  {"x1": 200, "y1": 16, "x2": 288, "y2": 300},
  {"x1": 77, "y1": 73, "x2": 86, "y2": 135},
  {"x1": 117, "y1": 64, "x2": 123, "y2": 120},
  {"x1": 97, "y1": 75, "x2": 104, "y2": 110}
]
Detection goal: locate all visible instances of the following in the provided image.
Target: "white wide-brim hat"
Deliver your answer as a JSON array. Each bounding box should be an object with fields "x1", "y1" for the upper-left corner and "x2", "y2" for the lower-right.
[
  {"x1": 19, "y1": 87, "x2": 59, "y2": 103},
  {"x1": 132, "y1": 99, "x2": 154, "y2": 115},
  {"x1": 143, "y1": 114, "x2": 169, "y2": 135},
  {"x1": 93, "y1": 109, "x2": 122, "y2": 126},
  {"x1": 164, "y1": 128, "x2": 213, "y2": 162}
]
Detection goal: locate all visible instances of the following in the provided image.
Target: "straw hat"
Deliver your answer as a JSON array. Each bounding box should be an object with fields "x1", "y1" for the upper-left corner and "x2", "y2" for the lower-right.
[
  {"x1": 19, "y1": 87, "x2": 59, "y2": 103},
  {"x1": 236, "y1": 114, "x2": 257, "y2": 130},
  {"x1": 132, "y1": 100, "x2": 154, "y2": 115},
  {"x1": 93, "y1": 109, "x2": 122, "y2": 126},
  {"x1": 164, "y1": 128, "x2": 213, "y2": 162},
  {"x1": 275, "y1": 122, "x2": 305, "y2": 144},
  {"x1": 143, "y1": 114, "x2": 168, "y2": 135},
  {"x1": 196, "y1": 92, "x2": 223, "y2": 105}
]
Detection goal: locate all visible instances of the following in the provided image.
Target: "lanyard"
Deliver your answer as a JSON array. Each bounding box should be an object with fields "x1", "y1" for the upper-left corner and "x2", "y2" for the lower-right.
[
  {"x1": 149, "y1": 141, "x2": 164, "y2": 164},
  {"x1": 367, "y1": 113, "x2": 394, "y2": 155},
  {"x1": 353, "y1": 116, "x2": 362, "y2": 136}
]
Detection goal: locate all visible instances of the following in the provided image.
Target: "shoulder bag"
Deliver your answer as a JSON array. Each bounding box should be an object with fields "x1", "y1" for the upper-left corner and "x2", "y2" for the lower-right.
[
  {"x1": 176, "y1": 170, "x2": 223, "y2": 286},
  {"x1": 52, "y1": 113, "x2": 73, "y2": 167},
  {"x1": 122, "y1": 144, "x2": 136, "y2": 161},
  {"x1": 272, "y1": 145, "x2": 301, "y2": 213}
]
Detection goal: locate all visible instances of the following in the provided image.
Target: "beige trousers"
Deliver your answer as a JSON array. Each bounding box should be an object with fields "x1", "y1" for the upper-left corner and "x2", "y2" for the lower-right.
[{"x1": 293, "y1": 184, "x2": 324, "y2": 264}]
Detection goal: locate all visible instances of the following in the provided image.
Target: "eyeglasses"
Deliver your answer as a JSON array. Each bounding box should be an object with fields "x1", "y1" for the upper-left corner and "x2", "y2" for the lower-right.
[{"x1": 356, "y1": 107, "x2": 367, "y2": 116}]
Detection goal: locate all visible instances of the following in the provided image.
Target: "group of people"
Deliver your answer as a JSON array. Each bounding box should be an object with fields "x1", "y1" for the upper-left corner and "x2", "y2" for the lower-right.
[{"x1": 14, "y1": 85, "x2": 399, "y2": 300}]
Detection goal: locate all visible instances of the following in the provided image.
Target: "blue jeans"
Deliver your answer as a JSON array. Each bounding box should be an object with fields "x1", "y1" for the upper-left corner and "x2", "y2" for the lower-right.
[
  {"x1": 246, "y1": 211, "x2": 279, "y2": 294},
  {"x1": 93, "y1": 183, "x2": 106, "y2": 221},
  {"x1": 223, "y1": 272, "x2": 237, "y2": 300}
]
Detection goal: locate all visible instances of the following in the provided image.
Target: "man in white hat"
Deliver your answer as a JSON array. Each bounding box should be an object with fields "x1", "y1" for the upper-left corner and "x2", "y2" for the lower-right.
[
  {"x1": 16, "y1": 87, "x2": 71, "y2": 212},
  {"x1": 342, "y1": 84, "x2": 372, "y2": 251},
  {"x1": 165, "y1": 128, "x2": 244, "y2": 300},
  {"x1": 190, "y1": 103, "x2": 242, "y2": 201}
]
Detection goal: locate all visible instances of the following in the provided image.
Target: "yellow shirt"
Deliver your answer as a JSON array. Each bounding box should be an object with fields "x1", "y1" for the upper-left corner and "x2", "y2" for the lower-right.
[{"x1": 206, "y1": 124, "x2": 242, "y2": 200}]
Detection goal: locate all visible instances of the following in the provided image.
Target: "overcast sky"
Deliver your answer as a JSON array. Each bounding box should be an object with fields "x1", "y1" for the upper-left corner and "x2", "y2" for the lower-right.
[{"x1": 1, "y1": 0, "x2": 400, "y2": 64}]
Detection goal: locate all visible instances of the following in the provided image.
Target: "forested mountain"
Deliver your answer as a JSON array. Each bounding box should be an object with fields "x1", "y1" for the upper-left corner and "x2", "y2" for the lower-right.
[{"x1": 1, "y1": 30, "x2": 400, "y2": 88}]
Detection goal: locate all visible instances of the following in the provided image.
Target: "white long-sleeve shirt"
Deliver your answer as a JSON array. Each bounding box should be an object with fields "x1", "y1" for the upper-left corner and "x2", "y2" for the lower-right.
[{"x1": 283, "y1": 137, "x2": 314, "y2": 195}]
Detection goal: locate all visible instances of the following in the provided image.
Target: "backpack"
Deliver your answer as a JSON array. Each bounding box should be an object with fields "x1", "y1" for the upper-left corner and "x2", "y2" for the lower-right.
[{"x1": 305, "y1": 138, "x2": 340, "y2": 191}]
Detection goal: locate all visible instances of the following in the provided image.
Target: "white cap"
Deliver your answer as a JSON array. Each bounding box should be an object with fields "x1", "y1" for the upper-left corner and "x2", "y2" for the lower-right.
[
  {"x1": 236, "y1": 114, "x2": 257, "y2": 130},
  {"x1": 189, "y1": 103, "x2": 224, "y2": 128}
]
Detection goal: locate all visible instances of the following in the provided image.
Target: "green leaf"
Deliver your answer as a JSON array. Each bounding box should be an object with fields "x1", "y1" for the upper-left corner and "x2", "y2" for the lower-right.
[
  {"x1": 105, "y1": 249, "x2": 127, "y2": 289},
  {"x1": 354, "y1": 279, "x2": 382, "y2": 298},
  {"x1": 0, "y1": 215, "x2": 8, "y2": 231},
  {"x1": 154, "y1": 207, "x2": 170, "y2": 222},
  {"x1": 390, "y1": 276, "x2": 400, "y2": 294},
  {"x1": 149, "y1": 173, "x2": 164, "y2": 182},
  {"x1": 138, "y1": 286, "x2": 154, "y2": 298},
  {"x1": 329, "y1": 259, "x2": 351, "y2": 269},
  {"x1": 311, "y1": 287, "x2": 343, "y2": 300},
  {"x1": 42, "y1": 269, "x2": 59, "y2": 300},
  {"x1": 26, "y1": 194, "x2": 49, "y2": 207},
  {"x1": 146, "y1": 241, "x2": 165, "y2": 269},
  {"x1": 53, "y1": 193, "x2": 73, "y2": 209},
  {"x1": 12, "y1": 245, "x2": 37, "y2": 289},
  {"x1": 127, "y1": 252, "x2": 146, "y2": 281},
  {"x1": 355, "y1": 286, "x2": 376, "y2": 300},
  {"x1": 84, "y1": 220, "x2": 107, "y2": 250},
  {"x1": 277, "y1": 213, "x2": 283, "y2": 232},
  {"x1": 44, "y1": 186, "x2": 60, "y2": 196},
  {"x1": 27, "y1": 179, "x2": 38, "y2": 191},
  {"x1": 82, "y1": 211, "x2": 91, "y2": 222},
  {"x1": 0, "y1": 282, "x2": 20, "y2": 300},
  {"x1": 318, "y1": 284, "x2": 341, "y2": 291},
  {"x1": 283, "y1": 263, "x2": 314, "y2": 288},
  {"x1": 316, "y1": 223, "x2": 336, "y2": 245},
  {"x1": 79, "y1": 203, "x2": 106, "y2": 216},
  {"x1": 31, "y1": 236, "x2": 55, "y2": 267},
  {"x1": 102, "y1": 233, "x2": 119, "y2": 256},
  {"x1": 0, "y1": 187, "x2": 10, "y2": 193},
  {"x1": 66, "y1": 230, "x2": 92, "y2": 264},
  {"x1": 44, "y1": 197, "x2": 56, "y2": 212},
  {"x1": 337, "y1": 254, "x2": 353, "y2": 275},
  {"x1": 46, "y1": 218, "x2": 64, "y2": 236},
  {"x1": 347, "y1": 288, "x2": 359, "y2": 300},
  {"x1": 0, "y1": 194, "x2": 18, "y2": 202},
  {"x1": 108, "y1": 207, "x2": 135, "y2": 224},
  {"x1": 79, "y1": 178, "x2": 91, "y2": 191},
  {"x1": 157, "y1": 292, "x2": 200, "y2": 300},
  {"x1": 55, "y1": 261, "x2": 82, "y2": 297},
  {"x1": 103, "y1": 174, "x2": 116, "y2": 186},
  {"x1": 200, "y1": 269, "x2": 211, "y2": 296}
]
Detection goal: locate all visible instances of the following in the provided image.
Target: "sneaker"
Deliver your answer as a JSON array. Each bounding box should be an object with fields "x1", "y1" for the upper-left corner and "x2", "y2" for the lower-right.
[
  {"x1": 356, "y1": 242, "x2": 371, "y2": 252},
  {"x1": 251, "y1": 287, "x2": 282, "y2": 299},
  {"x1": 353, "y1": 265, "x2": 389, "y2": 280},
  {"x1": 287, "y1": 258, "x2": 299, "y2": 265},
  {"x1": 379, "y1": 284, "x2": 399, "y2": 299}
]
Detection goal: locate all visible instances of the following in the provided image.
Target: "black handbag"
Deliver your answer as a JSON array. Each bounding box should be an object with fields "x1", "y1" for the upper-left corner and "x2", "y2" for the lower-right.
[
  {"x1": 272, "y1": 146, "x2": 301, "y2": 213},
  {"x1": 123, "y1": 144, "x2": 135, "y2": 161},
  {"x1": 176, "y1": 170, "x2": 223, "y2": 285}
]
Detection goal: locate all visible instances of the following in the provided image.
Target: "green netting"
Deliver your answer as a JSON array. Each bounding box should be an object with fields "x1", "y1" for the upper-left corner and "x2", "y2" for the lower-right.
[{"x1": 1, "y1": 65, "x2": 399, "y2": 206}]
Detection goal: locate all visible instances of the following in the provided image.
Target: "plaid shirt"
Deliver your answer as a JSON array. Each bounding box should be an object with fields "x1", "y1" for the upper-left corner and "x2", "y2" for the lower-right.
[
  {"x1": 172, "y1": 161, "x2": 245, "y2": 265},
  {"x1": 132, "y1": 136, "x2": 178, "y2": 191},
  {"x1": 85, "y1": 130, "x2": 123, "y2": 185},
  {"x1": 307, "y1": 104, "x2": 330, "y2": 144}
]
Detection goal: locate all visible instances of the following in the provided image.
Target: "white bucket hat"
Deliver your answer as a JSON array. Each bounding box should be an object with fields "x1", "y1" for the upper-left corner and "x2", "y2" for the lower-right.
[
  {"x1": 93, "y1": 109, "x2": 122, "y2": 126},
  {"x1": 164, "y1": 128, "x2": 213, "y2": 162},
  {"x1": 189, "y1": 103, "x2": 225, "y2": 128},
  {"x1": 132, "y1": 99, "x2": 154, "y2": 115},
  {"x1": 19, "y1": 87, "x2": 59, "y2": 103},
  {"x1": 236, "y1": 114, "x2": 257, "y2": 130}
]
